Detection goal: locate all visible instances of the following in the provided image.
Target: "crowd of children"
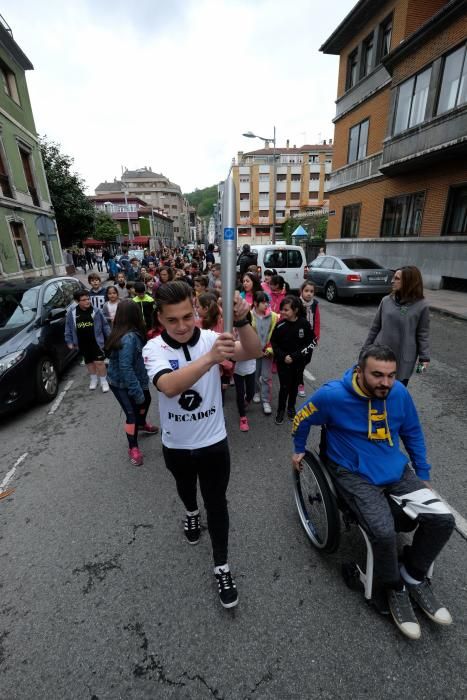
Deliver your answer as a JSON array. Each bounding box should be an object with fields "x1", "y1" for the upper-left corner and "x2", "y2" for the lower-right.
[{"x1": 70, "y1": 250, "x2": 321, "y2": 448}]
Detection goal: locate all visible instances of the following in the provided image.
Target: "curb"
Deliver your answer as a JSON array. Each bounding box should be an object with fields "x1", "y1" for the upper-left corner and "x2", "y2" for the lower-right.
[{"x1": 428, "y1": 305, "x2": 467, "y2": 322}]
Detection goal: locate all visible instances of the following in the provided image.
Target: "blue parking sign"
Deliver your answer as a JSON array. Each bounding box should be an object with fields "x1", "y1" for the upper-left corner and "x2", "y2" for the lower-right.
[{"x1": 224, "y1": 227, "x2": 235, "y2": 240}]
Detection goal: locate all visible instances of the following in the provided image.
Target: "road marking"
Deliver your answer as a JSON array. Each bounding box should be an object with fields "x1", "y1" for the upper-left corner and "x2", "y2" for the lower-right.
[
  {"x1": 433, "y1": 489, "x2": 467, "y2": 540},
  {"x1": 0, "y1": 452, "x2": 27, "y2": 493},
  {"x1": 48, "y1": 379, "x2": 74, "y2": 416},
  {"x1": 304, "y1": 370, "x2": 316, "y2": 383}
]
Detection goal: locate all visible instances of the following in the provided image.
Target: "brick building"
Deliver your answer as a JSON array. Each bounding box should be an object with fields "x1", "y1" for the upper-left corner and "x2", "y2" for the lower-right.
[{"x1": 321, "y1": 0, "x2": 467, "y2": 289}]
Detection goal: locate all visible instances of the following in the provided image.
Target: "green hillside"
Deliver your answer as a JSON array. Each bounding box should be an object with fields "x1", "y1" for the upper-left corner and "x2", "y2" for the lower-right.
[{"x1": 185, "y1": 185, "x2": 217, "y2": 218}]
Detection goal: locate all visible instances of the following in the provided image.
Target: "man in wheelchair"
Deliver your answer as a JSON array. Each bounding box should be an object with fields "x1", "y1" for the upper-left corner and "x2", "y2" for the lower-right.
[{"x1": 291, "y1": 344, "x2": 455, "y2": 640}]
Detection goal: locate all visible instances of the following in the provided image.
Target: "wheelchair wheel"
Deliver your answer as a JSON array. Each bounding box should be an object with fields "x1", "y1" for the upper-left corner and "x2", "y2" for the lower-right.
[{"x1": 293, "y1": 451, "x2": 340, "y2": 553}]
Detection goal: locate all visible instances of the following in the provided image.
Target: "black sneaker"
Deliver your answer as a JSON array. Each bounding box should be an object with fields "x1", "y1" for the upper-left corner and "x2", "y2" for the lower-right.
[
  {"x1": 215, "y1": 567, "x2": 238, "y2": 608},
  {"x1": 408, "y1": 579, "x2": 452, "y2": 625},
  {"x1": 287, "y1": 407, "x2": 296, "y2": 421},
  {"x1": 275, "y1": 410, "x2": 285, "y2": 425},
  {"x1": 387, "y1": 587, "x2": 421, "y2": 639},
  {"x1": 184, "y1": 513, "x2": 200, "y2": 545}
]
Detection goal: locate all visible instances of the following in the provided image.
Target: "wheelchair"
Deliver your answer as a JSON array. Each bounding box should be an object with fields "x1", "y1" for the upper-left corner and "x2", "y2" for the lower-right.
[{"x1": 292, "y1": 443, "x2": 433, "y2": 614}]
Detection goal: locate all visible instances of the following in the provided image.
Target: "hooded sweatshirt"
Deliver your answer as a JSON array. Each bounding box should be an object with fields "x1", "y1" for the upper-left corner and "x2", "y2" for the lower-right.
[
  {"x1": 292, "y1": 366, "x2": 430, "y2": 485},
  {"x1": 251, "y1": 307, "x2": 279, "y2": 355}
]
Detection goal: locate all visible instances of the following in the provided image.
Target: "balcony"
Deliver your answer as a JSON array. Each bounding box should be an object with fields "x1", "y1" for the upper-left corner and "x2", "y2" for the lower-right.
[
  {"x1": 334, "y1": 64, "x2": 391, "y2": 121},
  {"x1": 328, "y1": 152, "x2": 383, "y2": 192},
  {"x1": 380, "y1": 106, "x2": 467, "y2": 175}
]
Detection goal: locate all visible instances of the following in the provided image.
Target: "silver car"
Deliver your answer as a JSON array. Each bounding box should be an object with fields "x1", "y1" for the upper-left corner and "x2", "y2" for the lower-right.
[{"x1": 307, "y1": 255, "x2": 393, "y2": 302}]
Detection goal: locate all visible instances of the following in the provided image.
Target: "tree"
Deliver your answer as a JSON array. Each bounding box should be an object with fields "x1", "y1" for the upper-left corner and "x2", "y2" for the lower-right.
[
  {"x1": 185, "y1": 185, "x2": 218, "y2": 218},
  {"x1": 94, "y1": 212, "x2": 120, "y2": 242},
  {"x1": 40, "y1": 137, "x2": 95, "y2": 247}
]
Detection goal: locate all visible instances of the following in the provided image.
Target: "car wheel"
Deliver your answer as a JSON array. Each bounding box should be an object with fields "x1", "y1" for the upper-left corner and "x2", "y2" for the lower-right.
[
  {"x1": 325, "y1": 281, "x2": 338, "y2": 303},
  {"x1": 36, "y1": 356, "x2": 59, "y2": 403}
]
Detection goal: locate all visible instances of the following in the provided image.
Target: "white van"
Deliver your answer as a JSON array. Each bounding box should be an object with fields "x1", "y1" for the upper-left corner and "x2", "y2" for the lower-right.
[{"x1": 238, "y1": 244, "x2": 308, "y2": 292}]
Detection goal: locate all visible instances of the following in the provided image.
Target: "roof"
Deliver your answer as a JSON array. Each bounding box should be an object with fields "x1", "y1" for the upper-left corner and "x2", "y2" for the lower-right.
[
  {"x1": 243, "y1": 144, "x2": 333, "y2": 156},
  {"x1": 0, "y1": 20, "x2": 34, "y2": 70},
  {"x1": 89, "y1": 194, "x2": 149, "y2": 205},
  {"x1": 95, "y1": 181, "x2": 123, "y2": 192},
  {"x1": 320, "y1": 0, "x2": 387, "y2": 54},
  {"x1": 122, "y1": 168, "x2": 163, "y2": 178}
]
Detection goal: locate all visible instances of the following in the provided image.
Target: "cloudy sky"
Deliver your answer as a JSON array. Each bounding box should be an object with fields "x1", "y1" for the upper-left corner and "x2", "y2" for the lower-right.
[{"x1": 4, "y1": 0, "x2": 355, "y2": 193}]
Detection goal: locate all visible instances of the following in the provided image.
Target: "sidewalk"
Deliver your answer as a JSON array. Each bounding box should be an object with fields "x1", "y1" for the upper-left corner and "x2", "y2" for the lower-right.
[
  {"x1": 424, "y1": 289, "x2": 467, "y2": 321},
  {"x1": 70, "y1": 269, "x2": 467, "y2": 321}
]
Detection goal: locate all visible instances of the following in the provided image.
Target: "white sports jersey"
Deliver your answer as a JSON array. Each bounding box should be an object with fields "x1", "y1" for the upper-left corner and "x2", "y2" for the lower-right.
[{"x1": 143, "y1": 327, "x2": 227, "y2": 450}]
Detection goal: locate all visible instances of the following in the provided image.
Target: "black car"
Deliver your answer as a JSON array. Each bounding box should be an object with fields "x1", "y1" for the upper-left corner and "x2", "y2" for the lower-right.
[{"x1": 0, "y1": 276, "x2": 84, "y2": 416}]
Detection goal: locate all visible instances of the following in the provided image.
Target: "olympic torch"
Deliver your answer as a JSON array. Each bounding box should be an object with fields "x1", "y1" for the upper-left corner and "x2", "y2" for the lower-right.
[{"x1": 221, "y1": 174, "x2": 237, "y2": 334}]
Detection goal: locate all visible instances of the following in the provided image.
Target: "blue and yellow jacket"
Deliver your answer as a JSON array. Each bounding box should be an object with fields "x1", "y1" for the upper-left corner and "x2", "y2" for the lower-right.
[{"x1": 292, "y1": 366, "x2": 431, "y2": 485}]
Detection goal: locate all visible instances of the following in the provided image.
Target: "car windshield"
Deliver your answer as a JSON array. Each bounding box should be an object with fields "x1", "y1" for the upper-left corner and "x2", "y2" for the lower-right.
[
  {"x1": 342, "y1": 258, "x2": 383, "y2": 270},
  {"x1": 0, "y1": 287, "x2": 39, "y2": 341}
]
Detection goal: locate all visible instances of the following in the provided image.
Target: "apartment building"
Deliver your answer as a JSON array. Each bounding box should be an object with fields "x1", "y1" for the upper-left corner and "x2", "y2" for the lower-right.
[
  {"x1": 89, "y1": 194, "x2": 174, "y2": 245},
  {"x1": 321, "y1": 0, "x2": 467, "y2": 289},
  {"x1": 231, "y1": 143, "x2": 333, "y2": 245},
  {"x1": 0, "y1": 18, "x2": 64, "y2": 280},
  {"x1": 95, "y1": 168, "x2": 188, "y2": 243}
]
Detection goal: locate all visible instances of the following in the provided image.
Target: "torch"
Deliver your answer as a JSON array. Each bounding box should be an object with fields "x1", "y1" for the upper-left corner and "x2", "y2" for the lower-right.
[{"x1": 221, "y1": 173, "x2": 237, "y2": 334}]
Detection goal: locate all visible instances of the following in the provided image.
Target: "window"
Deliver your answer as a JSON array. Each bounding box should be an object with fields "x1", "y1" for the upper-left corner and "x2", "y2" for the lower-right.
[
  {"x1": 443, "y1": 185, "x2": 467, "y2": 235},
  {"x1": 240, "y1": 211, "x2": 250, "y2": 218},
  {"x1": 309, "y1": 155, "x2": 319, "y2": 164},
  {"x1": 378, "y1": 14, "x2": 392, "y2": 61},
  {"x1": 361, "y1": 33, "x2": 374, "y2": 78},
  {"x1": 346, "y1": 49, "x2": 358, "y2": 90},
  {"x1": 276, "y1": 210, "x2": 285, "y2": 217},
  {"x1": 259, "y1": 191, "x2": 269, "y2": 197},
  {"x1": 290, "y1": 192, "x2": 300, "y2": 200},
  {"x1": 259, "y1": 210, "x2": 269, "y2": 216},
  {"x1": 264, "y1": 249, "x2": 286, "y2": 267},
  {"x1": 393, "y1": 67, "x2": 431, "y2": 134},
  {"x1": 0, "y1": 148, "x2": 13, "y2": 198},
  {"x1": 291, "y1": 174, "x2": 301, "y2": 181},
  {"x1": 276, "y1": 174, "x2": 287, "y2": 181},
  {"x1": 341, "y1": 204, "x2": 361, "y2": 238},
  {"x1": 276, "y1": 192, "x2": 286, "y2": 200},
  {"x1": 288, "y1": 250, "x2": 303, "y2": 268},
  {"x1": 309, "y1": 191, "x2": 319, "y2": 198},
  {"x1": 19, "y1": 147, "x2": 40, "y2": 206},
  {"x1": 240, "y1": 193, "x2": 250, "y2": 200},
  {"x1": 380, "y1": 191, "x2": 425, "y2": 237},
  {"x1": 239, "y1": 176, "x2": 250, "y2": 183},
  {"x1": 437, "y1": 44, "x2": 467, "y2": 115},
  {"x1": 309, "y1": 173, "x2": 319, "y2": 181},
  {"x1": 348, "y1": 119, "x2": 369, "y2": 163},
  {"x1": 259, "y1": 173, "x2": 269, "y2": 181},
  {"x1": 10, "y1": 221, "x2": 33, "y2": 269},
  {"x1": 0, "y1": 59, "x2": 20, "y2": 104}
]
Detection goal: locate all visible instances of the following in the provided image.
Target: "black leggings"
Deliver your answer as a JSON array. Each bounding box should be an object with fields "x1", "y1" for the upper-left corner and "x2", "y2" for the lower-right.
[
  {"x1": 109, "y1": 386, "x2": 151, "y2": 448},
  {"x1": 233, "y1": 372, "x2": 256, "y2": 417},
  {"x1": 163, "y1": 438, "x2": 230, "y2": 566},
  {"x1": 277, "y1": 361, "x2": 304, "y2": 412}
]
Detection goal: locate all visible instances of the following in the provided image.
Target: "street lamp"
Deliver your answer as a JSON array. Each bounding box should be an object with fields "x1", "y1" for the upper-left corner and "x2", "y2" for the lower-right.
[{"x1": 243, "y1": 126, "x2": 276, "y2": 244}]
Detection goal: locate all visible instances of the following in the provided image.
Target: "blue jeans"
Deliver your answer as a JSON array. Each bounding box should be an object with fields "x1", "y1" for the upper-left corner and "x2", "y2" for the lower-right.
[{"x1": 109, "y1": 385, "x2": 151, "y2": 448}]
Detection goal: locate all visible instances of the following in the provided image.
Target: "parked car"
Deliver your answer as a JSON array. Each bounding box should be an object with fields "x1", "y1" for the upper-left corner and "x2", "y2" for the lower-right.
[
  {"x1": 307, "y1": 255, "x2": 393, "y2": 302},
  {"x1": 237, "y1": 244, "x2": 308, "y2": 292},
  {"x1": 0, "y1": 276, "x2": 84, "y2": 416}
]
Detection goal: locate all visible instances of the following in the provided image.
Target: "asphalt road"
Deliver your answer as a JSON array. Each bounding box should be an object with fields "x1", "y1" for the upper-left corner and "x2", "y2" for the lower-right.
[{"x1": 1, "y1": 298, "x2": 466, "y2": 699}]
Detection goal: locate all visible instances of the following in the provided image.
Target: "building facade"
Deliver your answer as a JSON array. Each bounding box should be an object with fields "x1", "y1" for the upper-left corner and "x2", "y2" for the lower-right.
[
  {"x1": 89, "y1": 194, "x2": 173, "y2": 246},
  {"x1": 321, "y1": 0, "x2": 467, "y2": 289},
  {"x1": 95, "y1": 168, "x2": 188, "y2": 244},
  {"x1": 0, "y1": 19, "x2": 64, "y2": 280},
  {"x1": 231, "y1": 143, "x2": 333, "y2": 245}
]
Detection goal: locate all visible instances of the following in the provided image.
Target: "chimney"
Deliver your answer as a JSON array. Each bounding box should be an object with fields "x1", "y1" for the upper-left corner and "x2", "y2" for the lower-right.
[
  {"x1": 323, "y1": 139, "x2": 326, "y2": 145},
  {"x1": 329, "y1": 138, "x2": 333, "y2": 145},
  {"x1": 293, "y1": 144, "x2": 296, "y2": 148},
  {"x1": 237, "y1": 151, "x2": 243, "y2": 164},
  {"x1": 286, "y1": 139, "x2": 290, "y2": 148}
]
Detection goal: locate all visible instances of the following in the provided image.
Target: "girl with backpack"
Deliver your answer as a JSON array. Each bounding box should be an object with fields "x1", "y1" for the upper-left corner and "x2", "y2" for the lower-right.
[{"x1": 297, "y1": 281, "x2": 320, "y2": 397}]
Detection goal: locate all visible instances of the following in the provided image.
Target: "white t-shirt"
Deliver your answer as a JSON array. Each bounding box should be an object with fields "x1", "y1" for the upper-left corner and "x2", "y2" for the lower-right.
[
  {"x1": 234, "y1": 358, "x2": 256, "y2": 376},
  {"x1": 143, "y1": 328, "x2": 227, "y2": 450}
]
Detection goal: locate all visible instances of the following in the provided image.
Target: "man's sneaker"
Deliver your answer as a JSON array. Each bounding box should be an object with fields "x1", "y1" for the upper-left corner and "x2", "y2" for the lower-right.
[
  {"x1": 184, "y1": 513, "x2": 201, "y2": 545},
  {"x1": 215, "y1": 568, "x2": 238, "y2": 608},
  {"x1": 100, "y1": 378, "x2": 110, "y2": 393},
  {"x1": 140, "y1": 422, "x2": 159, "y2": 435},
  {"x1": 239, "y1": 417, "x2": 249, "y2": 432},
  {"x1": 287, "y1": 407, "x2": 296, "y2": 420},
  {"x1": 387, "y1": 587, "x2": 421, "y2": 640},
  {"x1": 275, "y1": 410, "x2": 285, "y2": 425},
  {"x1": 262, "y1": 401, "x2": 272, "y2": 415},
  {"x1": 128, "y1": 447, "x2": 144, "y2": 466},
  {"x1": 408, "y1": 579, "x2": 452, "y2": 625},
  {"x1": 298, "y1": 384, "x2": 306, "y2": 398},
  {"x1": 252, "y1": 393, "x2": 261, "y2": 403},
  {"x1": 89, "y1": 376, "x2": 98, "y2": 390}
]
